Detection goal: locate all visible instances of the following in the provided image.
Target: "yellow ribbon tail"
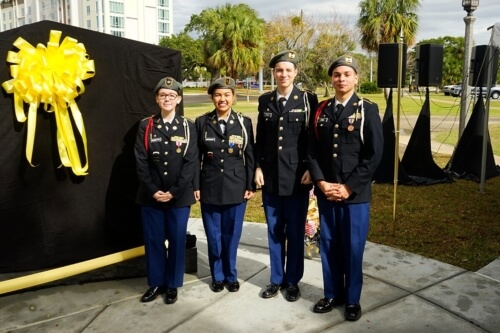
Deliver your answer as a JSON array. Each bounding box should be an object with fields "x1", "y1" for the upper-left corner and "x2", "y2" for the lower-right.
[{"x1": 25, "y1": 103, "x2": 39, "y2": 166}]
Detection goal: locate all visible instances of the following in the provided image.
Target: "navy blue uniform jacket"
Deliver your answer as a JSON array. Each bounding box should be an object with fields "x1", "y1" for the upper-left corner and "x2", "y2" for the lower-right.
[
  {"x1": 308, "y1": 94, "x2": 383, "y2": 203},
  {"x1": 135, "y1": 113, "x2": 197, "y2": 208},
  {"x1": 195, "y1": 110, "x2": 255, "y2": 205},
  {"x1": 254, "y1": 85, "x2": 318, "y2": 196}
]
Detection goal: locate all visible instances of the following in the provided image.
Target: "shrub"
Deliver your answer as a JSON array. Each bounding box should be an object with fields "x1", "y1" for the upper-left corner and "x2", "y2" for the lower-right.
[{"x1": 360, "y1": 82, "x2": 381, "y2": 94}]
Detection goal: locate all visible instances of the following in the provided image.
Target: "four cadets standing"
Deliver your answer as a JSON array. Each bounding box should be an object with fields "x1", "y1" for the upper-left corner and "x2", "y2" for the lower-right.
[
  {"x1": 254, "y1": 50, "x2": 318, "y2": 302},
  {"x1": 134, "y1": 55, "x2": 383, "y2": 323}
]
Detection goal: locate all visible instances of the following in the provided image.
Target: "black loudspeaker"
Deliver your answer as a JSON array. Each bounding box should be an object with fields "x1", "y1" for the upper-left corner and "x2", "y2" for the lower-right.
[
  {"x1": 377, "y1": 43, "x2": 407, "y2": 88},
  {"x1": 469, "y1": 45, "x2": 499, "y2": 87},
  {"x1": 415, "y1": 44, "x2": 443, "y2": 86}
]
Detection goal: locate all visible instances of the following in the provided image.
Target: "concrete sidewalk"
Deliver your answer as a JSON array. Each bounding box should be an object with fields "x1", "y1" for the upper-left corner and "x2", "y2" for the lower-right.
[{"x1": 1, "y1": 218, "x2": 499, "y2": 333}]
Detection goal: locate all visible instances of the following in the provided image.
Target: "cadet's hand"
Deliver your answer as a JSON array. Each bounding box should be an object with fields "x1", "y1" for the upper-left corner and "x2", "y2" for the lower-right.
[
  {"x1": 317, "y1": 181, "x2": 335, "y2": 200},
  {"x1": 153, "y1": 191, "x2": 171, "y2": 202},
  {"x1": 254, "y1": 167, "x2": 264, "y2": 187},
  {"x1": 194, "y1": 190, "x2": 200, "y2": 201},
  {"x1": 332, "y1": 184, "x2": 352, "y2": 201},
  {"x1": 244, "y1": 190, "x2": 255, "y2": 200},
  {"x1": 301, "y1": 170, "x2": 312, "y2": 184}
]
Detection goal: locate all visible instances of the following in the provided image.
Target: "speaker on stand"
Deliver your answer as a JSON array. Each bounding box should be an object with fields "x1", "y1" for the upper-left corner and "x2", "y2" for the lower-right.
[
  {"x1": 415, "y1": 44, "x2": 443, "y2": 87},
  {"x1": 469, "y1": 45, "x2": 499, "y2": 88},
  {"x1": 377, "y1": 43, "x2": 407, "y2": 88}
]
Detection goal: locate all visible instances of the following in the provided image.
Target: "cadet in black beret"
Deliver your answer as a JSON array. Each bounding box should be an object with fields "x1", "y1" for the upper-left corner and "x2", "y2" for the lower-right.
[
  {"x1": 269, "y1": 49, "x2": 298, "y2": 68},
  {"x1": 309, "y1": 54, "x2": 383, "y2": 321},
  {"x1": 135, "y1": 76, "x2": 197, "y2": 305},
  {"x1": 255, "y1": 50, "x2": 318, "y2": 302},
  {"x1": 154, "y1": 76, "x2": 183, "y2": 94},
  {"x1": 207, "y1": 77, "x2": 236, "y2": 95},
  {"x1": 327, "y1": 54, "x2": 359, "y2": 76},
  {"x1": 195, "y1": 76, "x2": 255, "y2": 293}
]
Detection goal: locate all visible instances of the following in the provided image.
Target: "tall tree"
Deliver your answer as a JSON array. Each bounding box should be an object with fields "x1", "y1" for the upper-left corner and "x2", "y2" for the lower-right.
[
  {"x1": 357, "y1": 0, "x2": 420, "y2": 96},
  {"x1": 357, "y1": 0, "x2": 420, "y2": 53},
  {"x1": 264, "y1": 12, "x2": 357, "y2": 91},
  {"x1": 185, "y1": 4, "x2": 265, "y2": 81},
  {"x1": 159, "y1": 32, "x2": 205, "y2": 81}
]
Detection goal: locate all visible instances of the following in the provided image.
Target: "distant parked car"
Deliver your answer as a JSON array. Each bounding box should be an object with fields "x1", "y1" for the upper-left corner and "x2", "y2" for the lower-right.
[
  {"x1": 442, "y1": 83, "x2": 457, "y2": 96},
  {"x1": 450, "y1": 83, "x2": 467, "y2": 97},
  {"x1": 451, "y1": 85, "x2": 500, "y2": 99}
]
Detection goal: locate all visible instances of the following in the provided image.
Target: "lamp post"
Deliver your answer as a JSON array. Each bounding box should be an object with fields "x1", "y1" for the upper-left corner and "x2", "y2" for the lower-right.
[{"x1": 458, "y1": 0, "x2": 479, "y2": 139}]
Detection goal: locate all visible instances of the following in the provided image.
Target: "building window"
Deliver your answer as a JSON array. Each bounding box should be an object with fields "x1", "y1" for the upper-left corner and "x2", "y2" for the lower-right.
[
  {"x1": 158, "y1": 9, "x2": 168, "y2": 20},
  {"x1": 87, "y1": 20, "x2": 91, "y2": 29},
  {"x1": 110, "y1": 1, "x2": 124, "y2": 14},
  {"x1": 27, "y1": 6, "x2": 31, "y2": 15},
  {"x1": 111, "y1": 30, "x2": 124, "y2": 37},
  {"x1": 158, "y1": 0, "x2": 168, "y2": 7},
  {"x1": 86, "y1": 6, "x2": 91, "y2": 15},
  {"x1": 158, "y1": 22, "x2": 169, "y2": 34},
  {"x1": 110, "y1": 16, "x2": 124, "y2": 29}
]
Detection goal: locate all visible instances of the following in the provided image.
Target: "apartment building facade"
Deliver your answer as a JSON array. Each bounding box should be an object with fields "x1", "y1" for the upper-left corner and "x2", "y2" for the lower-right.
[{"x1": 0, "y1": 0, "x2": 173, "y2": 44}]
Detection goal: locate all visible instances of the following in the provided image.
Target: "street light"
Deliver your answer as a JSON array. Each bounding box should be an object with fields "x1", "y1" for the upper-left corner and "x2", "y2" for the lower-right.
[{"x1": 458, "y1": 0, "x2": 479, "y2": 139}]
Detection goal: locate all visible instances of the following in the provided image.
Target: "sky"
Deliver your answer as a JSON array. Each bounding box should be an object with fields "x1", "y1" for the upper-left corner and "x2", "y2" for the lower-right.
[{"x1": 173, "y1": 0, "x2": 500, "y2": 48}]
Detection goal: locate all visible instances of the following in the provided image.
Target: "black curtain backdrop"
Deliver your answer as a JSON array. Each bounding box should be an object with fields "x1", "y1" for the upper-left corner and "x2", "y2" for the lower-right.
[
  {"x1": 401, "y1": 88, "x2": 451, "y2": 184},
  {"x1": 373, "y1": 89, "x2": 413, "y2": 184},
  {"x1": 447, "y1": 94, "x2": 500, "y2": 181},
  {"x1": 0, "y1": 21, "x2": 181, "y2": 272}
]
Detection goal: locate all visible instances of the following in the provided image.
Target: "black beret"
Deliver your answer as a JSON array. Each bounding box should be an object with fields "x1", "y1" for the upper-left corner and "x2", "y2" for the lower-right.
[
  {"x1": 208, "y1": 77, "x2": 236, "y2": 95},
  {"x1": 269, "y1": 50, "x2": 298, "y2": 68},
  {"x1": 328, "y1": 55, "x2": 359, "y2": 76},
  {"x1": 154, "y1": 77, "x2": 182, "y2": 94}
]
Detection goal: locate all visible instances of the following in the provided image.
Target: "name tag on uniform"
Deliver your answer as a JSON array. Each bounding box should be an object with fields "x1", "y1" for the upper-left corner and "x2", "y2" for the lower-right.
[
  {"x1": 318, "y1": 117, "x2": 329, "y2": 123},
  {"x1": 290, "y1": 109, "x2": 305, "y2": 112},
  {"x1": 205, "y1": 137, "x2": 216, "y2": 142},
  {"x1": 264, "y1": 112, "x2": 272, "y2": 118},
  {"x1": 150, "y1": 137, "x2": 162, "y2": 143}
]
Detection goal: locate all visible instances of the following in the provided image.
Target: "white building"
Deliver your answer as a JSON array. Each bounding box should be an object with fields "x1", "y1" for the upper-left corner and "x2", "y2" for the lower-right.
[{"x1": 0, "y1": 0, "x2": 173, "y2": 44}]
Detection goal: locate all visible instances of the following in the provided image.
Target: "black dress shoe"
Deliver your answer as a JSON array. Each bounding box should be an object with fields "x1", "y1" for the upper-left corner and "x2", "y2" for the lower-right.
[
  {"x1": 211, "y1": 280, "x2": 224, "y2": 292},
  {"x1": 345, "y1": 304, "x2": 362, "y2": 321},
  {"x1": 261, "y1": 283, "x2": 281, "y2": 298},
  {"x1": 164, "y1": 288, "x2": 178, "y2": 304},
  {"x1": 285, "y1": 285, "x2": 301, "y2": 302},
  {"x1": 227, "y1": 281, "x2": 240, "y2": 292},
  {"x1": 140, "y1": 286, "x2": 165, "y2": 302},
  {"x1": 313, "y1": 298, "x2": 344, "y2": 313}
]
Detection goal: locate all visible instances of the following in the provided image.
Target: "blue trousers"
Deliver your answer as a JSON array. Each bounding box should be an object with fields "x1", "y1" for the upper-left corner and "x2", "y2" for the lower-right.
[
  {"x1": 141, "y1": 205, "x2": 190, "y2": 289},
  {"x1": 262, "y1": 192, "x2": 308, "y2": 286},
  {"x1": 201, "y1": 202, "x2": 247, "y2": 283},
  {"x1": 317, "y1": 197, "x2": 370, "y2": 304}
]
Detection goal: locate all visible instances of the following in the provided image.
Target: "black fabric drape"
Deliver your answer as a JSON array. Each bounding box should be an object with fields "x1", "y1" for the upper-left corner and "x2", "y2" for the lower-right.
[
  {"x1": 373, "y1": 89, "x2": 413, "y2": 184},
  {"x1": 0, "y1": 21, "x2": 181, "y2": 272},
  {"x1": 401, "y1": 88, "x2": 451, "y2": 184},
  {"x1": 447, "y1": 94, "x2": 500, "y2": 181}
]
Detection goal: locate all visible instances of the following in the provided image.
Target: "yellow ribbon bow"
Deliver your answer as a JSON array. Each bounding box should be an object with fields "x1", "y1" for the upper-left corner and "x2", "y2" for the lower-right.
[{"x1": 2, "y1": 30, "x2": 95, "y2": 176}]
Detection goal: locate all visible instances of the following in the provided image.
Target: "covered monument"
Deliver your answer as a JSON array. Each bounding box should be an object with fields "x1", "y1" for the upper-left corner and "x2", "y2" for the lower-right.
[{"x1": 0, "y1": 21, "x2": 181, "y2": 272}]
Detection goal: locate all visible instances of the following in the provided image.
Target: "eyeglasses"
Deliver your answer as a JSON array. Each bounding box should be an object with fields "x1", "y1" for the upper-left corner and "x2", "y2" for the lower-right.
[{"x1": 158, "y1": 93, "x2": 178, "y2": 100}]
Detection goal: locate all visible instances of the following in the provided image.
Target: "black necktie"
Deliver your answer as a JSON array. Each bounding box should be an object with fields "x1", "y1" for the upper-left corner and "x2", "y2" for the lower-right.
[
  {"x1": 218, "y1": 119, "x2": 226, "y2": 134},
  {"x1": 278, "y1": 97, "x2": 287, "y2": 113},
  {"x1": 336, "y1": 104, "x2": 344, "y2": 117}
]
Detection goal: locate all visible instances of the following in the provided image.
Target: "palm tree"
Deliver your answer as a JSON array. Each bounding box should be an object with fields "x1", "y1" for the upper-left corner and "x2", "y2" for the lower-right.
[
  {"x1": 357, "y1": 0, "x2": 420, "y2": 53},
  {"x1": 357, "y1": 0, "x2": 420, "y2": 97},
  {"x1": 185, "y1": 4, "x2": 265, "y2": 81}
]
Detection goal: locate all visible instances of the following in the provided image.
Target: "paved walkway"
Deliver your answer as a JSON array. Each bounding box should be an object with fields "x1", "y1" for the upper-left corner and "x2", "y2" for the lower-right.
[{"x1": 1, "y1": 218, "x2": 499, "y2": 333}]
